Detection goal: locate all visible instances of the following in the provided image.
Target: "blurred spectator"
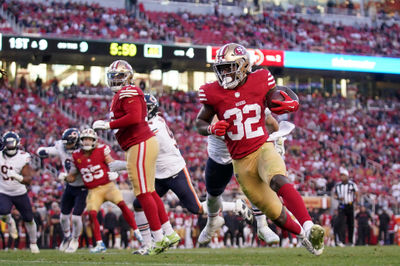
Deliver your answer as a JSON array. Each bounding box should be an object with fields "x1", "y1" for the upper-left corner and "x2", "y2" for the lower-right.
[
  {"x1": 103, "y1": 206, "x2": 118, "y2": 248},
  {"x1": 378, "y1": 208, "x2": 390, "y2": 245}
]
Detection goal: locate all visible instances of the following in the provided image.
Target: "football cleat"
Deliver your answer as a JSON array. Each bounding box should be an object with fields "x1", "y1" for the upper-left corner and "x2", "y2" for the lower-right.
[
  {"x1": 65, "y1": 238, "x2": 79, "y2": 253},
  {"x1": 198, "y1": 216, "x2": 225, "y2": 245},
  {"x1": 30, "y1": 243, "x2": 40, "y2": 254},
  {"x1": 9, "y1": 217, "x2": 18, "y2": 239},
  {"x1": 166, "y1": 231, "x2": 181, "y2": 248},
  {"x1": 90, "y1": 242, "x2": 107, "y2": 253},
  {"x1": 299, "y1": 234, "x2": 316, "y2": 255},
  {"x1": 234, "y1": 199, "x2": 254, "y2": 224},
  {"x1": 257, "y1": 226, "x2": 280, "y2": 245},
  {"x1": 132, "y1": 244, "x2": 152, "y2": 255},
  {"x1": 146, "y1": 236, "x2": 170, "y2": 255},
  {"x1": 307, "y1": 224, "x2": 325, "y2": 256},
  {"x1": 59, "y1": 235, "x2": 72, "y2": 252}
]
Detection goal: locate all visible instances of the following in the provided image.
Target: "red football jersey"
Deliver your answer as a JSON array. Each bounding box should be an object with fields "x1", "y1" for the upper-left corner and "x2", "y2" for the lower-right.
[
  {"x1": 72, "y1": 144, "x2": 111, "y2": 189},
  {"x1": 199, "y1": 69, "x2": 276, "y2": 159},
  {"x1": 110, "y1": 85, "x2": 154, "y2": 150}
]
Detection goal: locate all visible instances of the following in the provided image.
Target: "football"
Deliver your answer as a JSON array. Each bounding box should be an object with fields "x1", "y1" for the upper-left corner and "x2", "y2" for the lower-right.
[{"x1": 265, "y1": 86, "x2": 299, "y2": 109}]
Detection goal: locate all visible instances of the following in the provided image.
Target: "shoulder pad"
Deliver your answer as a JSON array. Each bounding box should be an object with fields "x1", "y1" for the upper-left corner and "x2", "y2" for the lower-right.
[{"x1": 119, "y1": 86, "x2": 139, "y2": 99}]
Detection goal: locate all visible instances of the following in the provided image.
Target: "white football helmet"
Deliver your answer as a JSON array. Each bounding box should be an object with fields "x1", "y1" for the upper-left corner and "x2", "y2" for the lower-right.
[
  {"x1": 213, "y1": 43, "x2": 251, "y2": 89},
  {"x1": 80, "y1": 128, "x2": 98, "y2": 151},
  {"x1": 107, "y1": 60, "x2": 134, "y2": 92}
]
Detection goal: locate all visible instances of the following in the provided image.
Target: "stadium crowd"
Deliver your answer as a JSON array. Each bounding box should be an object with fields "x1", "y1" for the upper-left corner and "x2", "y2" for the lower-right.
[
  {"x1": 0, "y1": 73, "x2": 399, "y2": 249},
  {"x1": 1, "y1": 0, "x2": 400, "y2": 56}
]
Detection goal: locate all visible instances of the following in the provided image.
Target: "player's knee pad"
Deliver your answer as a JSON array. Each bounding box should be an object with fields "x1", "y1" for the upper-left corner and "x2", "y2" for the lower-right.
[{"x1": 269, "y1": 174, "x2": 289, "y2": 192}]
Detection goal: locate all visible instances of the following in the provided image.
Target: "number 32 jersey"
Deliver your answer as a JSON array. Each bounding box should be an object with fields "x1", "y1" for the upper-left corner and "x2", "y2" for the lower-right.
[
  {"x1": 199, "y1": 69, "x2": 276, "y2": 159},
  {"x1": 72, "y1": 144, "x2": 111, "y2": 189}
]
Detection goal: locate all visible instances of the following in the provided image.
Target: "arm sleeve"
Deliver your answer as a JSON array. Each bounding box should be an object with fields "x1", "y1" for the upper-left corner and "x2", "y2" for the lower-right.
[
  {"x1": 108, "y1": 160, "x2": 127, "y2": 172},
  {"x1": 109, "y1": 97, "x2": 143, "y2": 129}
]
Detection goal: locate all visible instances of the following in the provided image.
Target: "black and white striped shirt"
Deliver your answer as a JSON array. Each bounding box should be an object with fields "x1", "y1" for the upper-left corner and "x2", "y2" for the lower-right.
[{"x1": 335, "y1": 181, "x2": 358, "y2": 205}]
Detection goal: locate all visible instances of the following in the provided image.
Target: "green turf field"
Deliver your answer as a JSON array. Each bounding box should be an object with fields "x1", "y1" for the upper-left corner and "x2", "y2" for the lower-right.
[{"x1": 0, "y1": 246, "x2": 399, "y2": 265}]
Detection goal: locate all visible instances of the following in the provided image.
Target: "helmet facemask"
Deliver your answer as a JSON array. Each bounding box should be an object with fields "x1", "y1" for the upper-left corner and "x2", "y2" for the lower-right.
[{"x1": 80, "y1": 129, "x2": 98, "y2": 151}]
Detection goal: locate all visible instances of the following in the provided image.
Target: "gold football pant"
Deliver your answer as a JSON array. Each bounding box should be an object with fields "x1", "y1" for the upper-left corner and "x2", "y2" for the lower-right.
[
  {"x1": 86, "y1": 182, "x2": 124, "y2": 211},
  {"x1": 126, "y1": 136, "x2": 159, "y2": 196},
  {"x1": 233, "y1": 142, "x2": 286, "y2": 220}
]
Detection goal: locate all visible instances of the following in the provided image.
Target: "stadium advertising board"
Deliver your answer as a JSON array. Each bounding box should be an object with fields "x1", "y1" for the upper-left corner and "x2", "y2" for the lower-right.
[
  {"x1": 284, "y1": 51, "x2": 400, "y2": 74},
  {"x1": 206, "y1": 46, "x2": 284, "y2": 67},
  {"x1": 1, "y1": 35, "x2": 206, "y2": 61}
]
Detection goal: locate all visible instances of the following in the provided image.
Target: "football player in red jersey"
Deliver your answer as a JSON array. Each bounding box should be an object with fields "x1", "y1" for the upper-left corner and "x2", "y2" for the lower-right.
[
  {"x1": 61, "y1": 128, "x2": 142, "y2": 253},
  {"x1": 92, "y1": 60, "x2": 178, "y2": 255},
  {"x1": 195, "y1": 43, "x2": 324, "y2": 255}
]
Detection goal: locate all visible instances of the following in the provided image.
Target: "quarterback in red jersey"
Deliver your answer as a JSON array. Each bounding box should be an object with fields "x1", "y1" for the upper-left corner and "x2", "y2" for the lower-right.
[
  {"x1": 195, "y1": 43, "x2": 324, "y2": 255},
  {"x1": 62, "y1": 128, "x2": 142, "y2": 253},
  {"x1": 92, "y1": 60, "x2": 178, "y2": 255}
]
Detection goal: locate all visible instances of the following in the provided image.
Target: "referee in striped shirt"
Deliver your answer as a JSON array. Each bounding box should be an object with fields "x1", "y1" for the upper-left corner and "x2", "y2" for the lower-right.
[{"x1": 334, "y1": 168, "x2": 359, "y2": 246}]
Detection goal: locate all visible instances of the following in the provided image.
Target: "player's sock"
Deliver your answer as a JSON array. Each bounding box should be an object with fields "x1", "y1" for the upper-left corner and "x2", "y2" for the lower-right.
[
  {"x1": 207, "y1": 193, "x2": 222, "y2": 217},
  {"x1": 71, "y1": 215, "x2": 82, "y2": 239},
  {"x1": 279, "y1": 211, "x2": 302, "y2": 235},
  {"x1": 152, "y1": 229, "x2": 164, "y2": 242},
  {"x1": 253, "y1": 208, "x2": 267, "y2": 229},
  {"x1": 277, "y1": 183, "x2": 312, "y2": 226},
  {"x1": 117, "y1": 201, "x2": 138, "y2": 230},
  {"x1": 134, "y1": 210, "x2": 152, "y2": 245},
  {"x1": 161, "y1": 221, "x2": 174, "y2": 236},
  {"x1": 88, "y1": 210, "x2": 102, "y2": 242},
  {"x1": 60, "y1": 213, "x2": 71, "y2": 238},
  {"x1": 221, "y1": 201, "x2": 235, "y2": 212},
  {"x1": 25, "y1": 220, "x2": 38, "y2": 243},
  {"x1": 136, "y1": 192, "x2": 161, "y2": 231},
  {"x1": 151, "y1": 191, "x2": 169, "y2": 224}
]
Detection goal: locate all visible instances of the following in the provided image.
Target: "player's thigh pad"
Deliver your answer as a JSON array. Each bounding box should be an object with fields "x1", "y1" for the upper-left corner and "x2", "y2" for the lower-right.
[
  {"x1": 257, "y1": 142, "x2": 286, "y2": 183},
  {"x1": 0, "y1": 193, "x2": 13, "y2": 215},
  {"x1": 72, "y1": 186, "x2": 88, "y2": 216},
  {"x1": 86, "y1": 185, "x2": 107, "y2": 212},
  {"x1": 205, "y1": 157, "x2": 234, "y2": 196},
  {"x1": 12, "y1": 193, "x2": 34, "y2": 222},
  {"x1": 126, "y1": 136, "x2": 159, "y2": 196},
  {"x1": 232, "y1": 147, "x2": 282, "y2": 220},
  {"x1": 104, "y1": 182, "x2": 124, "y2": 205}
]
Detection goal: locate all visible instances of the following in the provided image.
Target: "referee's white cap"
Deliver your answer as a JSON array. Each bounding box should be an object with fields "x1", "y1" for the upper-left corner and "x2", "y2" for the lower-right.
[{"x1": 340, "y1": 168, "x2": 349, "y2": 176}]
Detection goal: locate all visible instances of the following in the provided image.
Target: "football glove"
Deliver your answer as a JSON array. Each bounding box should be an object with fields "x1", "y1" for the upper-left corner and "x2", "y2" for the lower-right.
[
  {"x1": 270, "y1": 91, "x2": 299, "y2": 115},
  {"x1": 7, "y1": 169, "x2": 24, "y2": 183},
  {"x1": 92, "y1": 120, "x2": 110, "y2": 130},
  {"x1": 207, "y1": 120, "x2": 230, "y2": 136},
  {"x1": 37, "y1": 148, "x2": 49, "y2": 158},
  {"x1": 274, "y1": 137, "x2": 286, "y2": 157},
  {"x1": 108, "y1": 172, "x2": 119, "y2": 181},
  {"x1": 58, "y1": 172, "x2": 68, "y2": 181}
]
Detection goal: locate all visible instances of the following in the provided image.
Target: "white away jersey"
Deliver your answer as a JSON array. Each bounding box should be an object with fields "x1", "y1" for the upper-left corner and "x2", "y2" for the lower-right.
[
  {"x1": 148, "y1": 115, "x2": 186, "y2": 179},
  {"x1": 207, "y1": 135, "x2": 232, "y2": 165},
  {"x1": 40, "y1": 140, "x2": 84, "y2": 186},
  {"x1": 0, "y1": 150, "x2": 30, "y2": 196}
]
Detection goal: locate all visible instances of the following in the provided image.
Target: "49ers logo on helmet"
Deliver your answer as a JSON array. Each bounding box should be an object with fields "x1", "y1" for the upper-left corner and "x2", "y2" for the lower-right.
[{"x1": 234, "y1": 46, "x2": 246, "y2": 55}]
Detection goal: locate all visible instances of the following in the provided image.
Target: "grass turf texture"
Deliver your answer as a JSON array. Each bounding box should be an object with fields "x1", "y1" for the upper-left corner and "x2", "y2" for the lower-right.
[{"x1": 0, "y1": 246, "x2": 399, "y2": 265}]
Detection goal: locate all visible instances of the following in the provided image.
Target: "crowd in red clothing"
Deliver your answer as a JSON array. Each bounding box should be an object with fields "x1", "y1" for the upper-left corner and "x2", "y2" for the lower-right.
[
  {"x1": 1, "y1": 78, "x2": 399, "y2": 249},
  {"x1": 1, "y1": 0, "x2": 400, "y2": 57}
]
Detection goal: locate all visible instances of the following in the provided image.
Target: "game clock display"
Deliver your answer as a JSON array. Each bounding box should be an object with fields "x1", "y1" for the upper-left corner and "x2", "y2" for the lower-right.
[{"x1": 109, "y1": 42, "x2": 137, "y2": 57}]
